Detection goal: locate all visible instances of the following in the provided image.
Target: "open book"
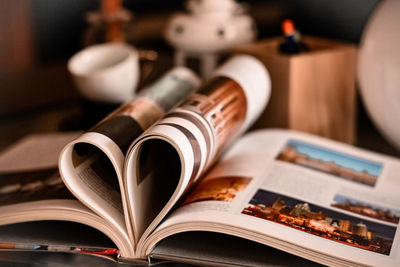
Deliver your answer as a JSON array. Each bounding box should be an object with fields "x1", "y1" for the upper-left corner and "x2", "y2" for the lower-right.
[{"x1": 1, "y1": 56, "x2": 400, "y2": 266}]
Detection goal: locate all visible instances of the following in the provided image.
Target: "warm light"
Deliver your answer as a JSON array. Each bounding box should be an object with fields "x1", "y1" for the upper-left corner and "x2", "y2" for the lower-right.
[{"x1": 282, "y1": 19, "x2": 295, "y2": 35}]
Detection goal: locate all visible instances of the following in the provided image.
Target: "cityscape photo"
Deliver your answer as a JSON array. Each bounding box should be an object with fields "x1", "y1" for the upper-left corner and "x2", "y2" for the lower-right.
[
  {"x1": 276, "y1": 140, "x2": 383, "y2": 187},
  {"x1": 242, "y1": 189, "x2": 397, "y2": 255},
  {"x1": 331, "y1": 194, "x2": 400, "y2": 224}
]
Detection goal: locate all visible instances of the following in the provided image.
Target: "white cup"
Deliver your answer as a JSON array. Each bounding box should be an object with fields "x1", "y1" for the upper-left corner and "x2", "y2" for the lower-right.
[{"x1": 68, "y1": 43, "x2": 139, "y2": 103}]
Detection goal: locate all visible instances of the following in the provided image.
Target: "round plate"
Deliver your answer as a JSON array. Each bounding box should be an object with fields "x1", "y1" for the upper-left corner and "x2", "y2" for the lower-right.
[{"x1": 358, "y1": 0, "x2": 400, "y2": 150}]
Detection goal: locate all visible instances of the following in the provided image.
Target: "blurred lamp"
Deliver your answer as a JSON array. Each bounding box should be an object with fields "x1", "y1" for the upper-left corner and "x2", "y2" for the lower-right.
[{"x1": 165, "y1": 0, "x2": 257, "y2": 78}]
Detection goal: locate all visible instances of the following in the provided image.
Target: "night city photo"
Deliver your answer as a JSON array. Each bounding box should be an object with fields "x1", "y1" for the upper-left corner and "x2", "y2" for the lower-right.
[{"x1": 242, "y1": 189, "x2": 397, "y2": 255}]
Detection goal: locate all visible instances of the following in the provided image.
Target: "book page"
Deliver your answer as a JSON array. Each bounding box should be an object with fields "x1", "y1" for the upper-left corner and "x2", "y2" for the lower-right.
[
  {"x1": 0, "y1": 221, "x2": 119, "y2": 261},
  {"x1": 0, "y1": 132, "x2": 81, "y2": 172},
  {"x1": 0, "y1": 168, "x2": 75, "y2": 206},
  {"x1": 124, "y1": 77, "x2": 250, "y2": 241},
  {"x1": 144, "y1": 129, "x2": 400, "y2": 266},
  {"x1": 0, "y1": 132, "x2": 80, "y2": 207},
  {"x1": 60, "y1": 132, "x2": 129, "y2": 244},
  {"x1": 0, "y1": 132, "x2": 135, "y2": 258},
  {"x1": 125, "y1": 56, "x2": 270, "y2": 247},
  {"x1": 59, "y1": 67, "x2": 200, "y2": 247},
  {"x1": 0, "y1": 197, "x2": 134, "y2": 258}
]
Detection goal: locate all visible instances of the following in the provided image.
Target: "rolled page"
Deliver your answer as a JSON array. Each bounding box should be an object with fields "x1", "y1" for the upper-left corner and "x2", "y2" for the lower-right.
[
  {"x1": 90, "y1": 66, "x2": 201, "y2": 153},
  {"x1": 59, "y1": 67, "x2": 200, "y2": 244},
  {"x1": 125, "y1": 55, "x2": 271, "y2": 241}
]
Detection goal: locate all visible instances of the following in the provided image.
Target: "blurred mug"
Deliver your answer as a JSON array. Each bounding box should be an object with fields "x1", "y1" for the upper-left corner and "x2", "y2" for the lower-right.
[{"x1": 68, "y1": 43, "x2": 139, "y2": 103}]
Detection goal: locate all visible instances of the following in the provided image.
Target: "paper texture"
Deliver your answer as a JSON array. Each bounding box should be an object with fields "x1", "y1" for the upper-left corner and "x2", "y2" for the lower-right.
[{"x1": 142, "y1": 130, "x2": 400, "y2": 267}]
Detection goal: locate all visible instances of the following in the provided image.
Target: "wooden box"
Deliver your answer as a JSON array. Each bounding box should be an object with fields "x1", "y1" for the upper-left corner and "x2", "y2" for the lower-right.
[{"x1": 233, "y1": 36, "x2": 357, "y2": 144}]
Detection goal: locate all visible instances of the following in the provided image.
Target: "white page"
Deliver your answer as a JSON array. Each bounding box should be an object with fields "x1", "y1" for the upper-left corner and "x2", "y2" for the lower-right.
[
  {"x1": 0, "y1": 132, "x2": 81, "y2": 172},
  {"x1": 125, "y1": 58, "x2": 270, "y2": 247},
  {"x1": 144, "y1": 129, "x2": 400, "y2": 266},
  {"x1": 0, "y1": 132, "x2": 134, "y2": 258}
]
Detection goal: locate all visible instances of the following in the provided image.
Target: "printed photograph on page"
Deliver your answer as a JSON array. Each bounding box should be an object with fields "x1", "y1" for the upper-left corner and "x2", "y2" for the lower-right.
[
  {"x1": 276, "y1": 140, "x2": 383, "y2": 187},
  {"x1": 242, "y1": 189, "x2": 396, "y2": 255},
  {"x1": 331, "y1": 194, "x2": 400, "y2": 224},
  {"x1": 181, "y1": 175, "x2": 252, "y2": 206}
]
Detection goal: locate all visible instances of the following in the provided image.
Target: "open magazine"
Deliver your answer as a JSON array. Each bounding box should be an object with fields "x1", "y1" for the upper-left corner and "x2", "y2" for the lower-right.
[{"x1": 0, "y1": 55, "x2": 399, "y2": 266}]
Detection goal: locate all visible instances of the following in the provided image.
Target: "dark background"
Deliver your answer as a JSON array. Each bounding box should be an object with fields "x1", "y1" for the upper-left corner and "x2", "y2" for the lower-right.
[
  {"x1": 0, "y1": 0, "x2": 380, "y2": 114},
  {"x1": 2, "y1": 0, "x2": 399, "y2": 157},
  {"x1": 26, "y1": 0, "x2": 380, "y2": 62}
]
